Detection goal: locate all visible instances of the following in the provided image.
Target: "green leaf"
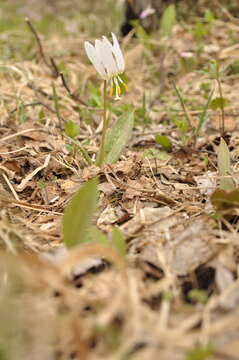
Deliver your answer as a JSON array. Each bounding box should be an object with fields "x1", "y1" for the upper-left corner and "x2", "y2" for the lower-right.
[
  {"x1": 160, "y1": 4, "x2": 176, "y2": 37},
  {"x1": 188, "y1": 289, "x2": 208, "y2": 304},
  {"x1": 86, "y1": 226, "x2": 109, "y2": 246},
  {"x1": 64, "y1": 120, "x2": 80, "y2": 139},
  {"x1": 210, "y1": 96, "x2": 227, "y2": 110},
  {"x1": 111, "y1": 227, "x2": 126, "y2": 257},
  {"x1": 155, "y1": 135, "x2": 172, "y2": 151},
  {"x1": 204, "y1": 9, "x2": 215, "y2": 23},
  {"x1": 65, "y1": 136, "x2": 93, "y2": 165},
  {"x1": 193, "y1": 21, "x2": 208, "y2": 42},
  {"x1": 217, "y1": 137, "x2": 235, "y2": 191},
  {"x1": 186, "y1": 344, "x2": 213, "y2": 360},
  {"x1": 104, "y1": 110, "x2": 134, "y2": 164},
  {"x1": 143, "y1": 148, "x2": 171, "y2": 161},
  {"x1": 63, "y1": 178, "x2": 98, "y2": 248}
]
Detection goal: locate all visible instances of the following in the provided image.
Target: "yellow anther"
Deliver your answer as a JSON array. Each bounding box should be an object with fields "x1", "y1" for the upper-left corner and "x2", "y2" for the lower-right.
[
  {"x1": 117, "y1": 85, "x2": 121, "y2": 95},
  {"x1": 109, "y1": 87, "x2": 114, "y2": 97}
]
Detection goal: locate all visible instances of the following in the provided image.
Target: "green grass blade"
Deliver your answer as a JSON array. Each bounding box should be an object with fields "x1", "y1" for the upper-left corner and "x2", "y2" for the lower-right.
[
  {"x1": 65, "y1": 135, "x2": 93, "y2": 165},
  {"x1": 194, "y1": 89, "x2": 214, "y2": 142},
  {"x1": 52, "y1": 82, "x2": 61, "y2": 121}
]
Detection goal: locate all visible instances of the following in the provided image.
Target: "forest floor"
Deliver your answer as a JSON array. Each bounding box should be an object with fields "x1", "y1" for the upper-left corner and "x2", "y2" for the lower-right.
[{"x1": 1, "y1": 1, "x2": 239, "y2": 359}]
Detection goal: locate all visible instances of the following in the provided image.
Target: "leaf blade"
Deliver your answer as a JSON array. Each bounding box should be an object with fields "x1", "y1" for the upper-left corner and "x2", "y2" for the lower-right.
[
  {"x1": 217, "y1": 138, "x2": 235, "y2": 191},
  {"x1": 63, "y1": 178, "x2": 98, "y2": 248},
  {"x1": 111, "y1": 227, "x2": 126, "y2": 257},
  {"x1": 105, "y1": 110, "x2": 134, "y2": 164}
]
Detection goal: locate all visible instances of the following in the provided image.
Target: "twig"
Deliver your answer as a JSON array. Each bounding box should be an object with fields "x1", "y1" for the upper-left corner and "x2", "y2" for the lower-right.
[
  {"x1": 0, "y1": 172, "x2": 20, "y2": 201},
  {"x1": 25, "y1": 18, "x2": 50, "y2": 68},
  {"x1": 0, "y1": 128, "x2": 50, "y2": 144},
  {"x1": 0, "y1": 194, "x2": 62, "y2": 215},
  {"x1": 59, "y1": 72, "x2": 89, "y2": 106},
  {"x1": 27, "y1": 82, "x2": 50, "y2": 98},
  {"x1": 50, "y1": 57, "x2": 60, "y2": 77},
  {"x1": 26, "y1": 18, "x2": 58, "y2": 78},
  {"x1": 10, "y1": 101, "x2": 55, "y2": 115}
]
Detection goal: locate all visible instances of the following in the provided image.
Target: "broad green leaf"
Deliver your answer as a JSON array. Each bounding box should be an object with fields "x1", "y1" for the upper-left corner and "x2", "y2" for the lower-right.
[
  {"x1": 111, "y1": 227, "x2": 126, "y2": 257},
  {"x1": 86, "y1": 226, "x2": 109, "y2": 246},
  {"x1": 210, "y1": 96, "x2": 227, "y2": 110},
  {"x1": 64, "y1": 120, "x2": 80, "y2": 139},
  {"x1": 160, "y1": 4, "x2": 176, "y2": 37},
  {"x1": 155, "y1": 135, "x2": 172, "y2": 151},
  {"x1": 104, "y1": 110, "x2": 134, "y2": 164},
  {"x1": 217, "y1": 138, "x2": 235, "y2": 191},
  {"x1": 63, "y1": 178, "x2": 98, "y2": 248},
  {"x1": 210, "y1": 188, "x2": 239, "y2": 211}
]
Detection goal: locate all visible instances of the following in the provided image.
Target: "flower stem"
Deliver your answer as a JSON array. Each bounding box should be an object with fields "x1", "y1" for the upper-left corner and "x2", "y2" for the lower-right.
[
  {"x1": 96, "y1": 80, "x2": 107, "y2": 167},
  {"x1": 217, "y1": 78, "x2": 225, "y2": 137}
]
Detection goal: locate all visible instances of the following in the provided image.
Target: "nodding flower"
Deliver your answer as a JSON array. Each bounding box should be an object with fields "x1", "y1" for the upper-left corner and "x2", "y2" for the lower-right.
[{"x1": 84, "y1": 33, "x2": 128, "y2": 99}]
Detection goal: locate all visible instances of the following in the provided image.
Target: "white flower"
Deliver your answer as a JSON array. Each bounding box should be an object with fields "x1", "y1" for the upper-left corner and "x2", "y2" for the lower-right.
[{"x1": 84, "y1": 33, "x2": 127, "y2": 99}]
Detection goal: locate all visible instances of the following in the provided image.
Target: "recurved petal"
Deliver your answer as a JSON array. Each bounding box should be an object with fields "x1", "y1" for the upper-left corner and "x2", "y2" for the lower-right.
[
  {"x1": 111, "y1": 32, "x2": 125, "y2": 73},
  {"x1": 100, "y1": 37, "x2": 119, "y2": 76},
  {"x1": 84, "y1": 41, "x2": 106, "y2": 79}
]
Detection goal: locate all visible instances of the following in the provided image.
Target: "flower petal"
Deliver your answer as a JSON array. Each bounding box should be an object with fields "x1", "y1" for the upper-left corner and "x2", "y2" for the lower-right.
[
  {"x1": 84, "y1": 41, "x2": 106, "y2": 79},
  {"x1": 111, "y1": 32, "x2": 125, "y2": 73},
  {"x1": 100, "y1": 36, "x2": 119, "y2": 76},
  {"x1": 95, "y1": 37, "x2": 118, "y2": 78}
]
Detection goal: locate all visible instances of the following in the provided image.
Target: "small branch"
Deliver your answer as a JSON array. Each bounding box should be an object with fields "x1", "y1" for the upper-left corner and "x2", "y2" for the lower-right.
[
  {"x1": 27, "y1": 82, "x2": 50, "y2": 98},
  {"x1": 26, "y1": 18, "x2": 88, "y2": 107},
  {"x1": 59, "y1": 72, "x2": 88, "y2": 106},
  {"x1": 50, "y1": 57, "x2": 60, "y2": 78},
  {"x1": 26, "y1": 18, "x2": 58, "y2": 78},
  {"x1": 25, "y1": 18, "x2": 50, "y2": 68},
  {"x1": 10, "y1": 101, "x2": 55, "y2": 115}
]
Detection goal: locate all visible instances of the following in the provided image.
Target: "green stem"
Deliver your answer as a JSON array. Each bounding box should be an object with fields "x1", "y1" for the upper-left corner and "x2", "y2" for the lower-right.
[
  {"x1": 217, "y1": 78, "x2": 225, "y2": 137},
  {"x1": 96, "y1": 80, "x2": 107, "y2": 167}
]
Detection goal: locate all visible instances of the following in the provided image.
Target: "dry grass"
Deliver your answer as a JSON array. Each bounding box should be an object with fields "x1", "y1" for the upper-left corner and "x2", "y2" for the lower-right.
[{"x1": 1, "y1": 1, "x2": 239, "y2": 359}]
